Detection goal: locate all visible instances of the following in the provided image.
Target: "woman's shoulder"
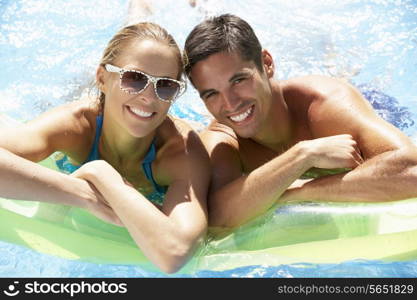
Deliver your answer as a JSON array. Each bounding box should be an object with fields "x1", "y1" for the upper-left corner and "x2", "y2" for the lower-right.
[
  {"x1": 34, "y1": 96, "x2": 99, "y2": 136},
  {"x1": 33, "y1": 96, "x2": 100, "y2": 160},
  {"x1": 165, "y1": 115, "x2": 193, "y2": 132},
  {"x1": 157, "y1": 116, "x2": 205, "y2": 158},
  {"x1": 154, "y1": 116, "x2": 209, "y2": 181},
  {"x1": 157, "y1": 116, "x2": 200, "y2": 150},
  {"x1": 58, "y1": 96, "x2": 99, "y2": 126}
]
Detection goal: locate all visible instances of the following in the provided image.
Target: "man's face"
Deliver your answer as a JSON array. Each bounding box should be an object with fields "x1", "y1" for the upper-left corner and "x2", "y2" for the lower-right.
[{"x1": 190, "y1": 51, "x2": 273, "y2": 138}]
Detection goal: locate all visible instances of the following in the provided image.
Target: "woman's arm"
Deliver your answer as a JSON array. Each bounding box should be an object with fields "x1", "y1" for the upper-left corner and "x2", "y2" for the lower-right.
[
  {"x1": 72, "y1": 131, "x2": 209, "y2": 273},
  {"x1": 0, "y1": 102, "x2": 121, "y2": 225}
]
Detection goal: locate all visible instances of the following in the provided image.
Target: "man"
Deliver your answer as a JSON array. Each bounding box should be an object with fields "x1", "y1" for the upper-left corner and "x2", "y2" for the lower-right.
[{"x1": 183, "y1": 14, "x2": 417, "y2": 228}]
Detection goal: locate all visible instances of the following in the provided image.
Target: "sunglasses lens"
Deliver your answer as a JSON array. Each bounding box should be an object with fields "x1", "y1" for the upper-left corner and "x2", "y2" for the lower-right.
[
  {"x1": 156, "y1": 79, "x2": 181, "y2": 101},
  {"x1": 121, "y1": 71, "x2": 148, "y2": 93}
]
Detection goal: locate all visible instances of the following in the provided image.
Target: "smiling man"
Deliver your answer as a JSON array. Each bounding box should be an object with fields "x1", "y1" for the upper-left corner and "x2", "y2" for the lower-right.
[{"x1": 183, "y1": 14, "x2": 417, "y2": 228}]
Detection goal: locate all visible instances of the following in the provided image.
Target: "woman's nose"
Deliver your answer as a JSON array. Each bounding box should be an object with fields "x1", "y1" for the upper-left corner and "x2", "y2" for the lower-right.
[{"x1": 137, "y1": 81, "x2": 158, "y2": 103}]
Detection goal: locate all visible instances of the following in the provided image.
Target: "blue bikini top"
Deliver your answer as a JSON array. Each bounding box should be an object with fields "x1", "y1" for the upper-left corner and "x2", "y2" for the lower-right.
[{"x1": 55, "y1": 115, "x2": 166, "y2": 205}]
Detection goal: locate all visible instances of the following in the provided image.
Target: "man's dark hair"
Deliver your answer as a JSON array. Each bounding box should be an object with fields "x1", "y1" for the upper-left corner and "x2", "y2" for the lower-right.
[{"x1": 183, "y1": 14, "x2": 263, "y2": 79}]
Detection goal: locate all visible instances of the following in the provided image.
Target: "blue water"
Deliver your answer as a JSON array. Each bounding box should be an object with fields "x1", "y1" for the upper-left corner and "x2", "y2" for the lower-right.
[
  {"x1": 1, "y1": 0, "x2": 417, "y2": 277},
  {"x1": 2, "y1": 240, "x2": 417, "y2": 278}
]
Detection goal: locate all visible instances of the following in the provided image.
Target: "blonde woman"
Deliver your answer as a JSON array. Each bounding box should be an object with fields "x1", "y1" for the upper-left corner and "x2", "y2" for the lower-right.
[{"x1": 0, "y1": 23, "x2": 209, "y2": 273}]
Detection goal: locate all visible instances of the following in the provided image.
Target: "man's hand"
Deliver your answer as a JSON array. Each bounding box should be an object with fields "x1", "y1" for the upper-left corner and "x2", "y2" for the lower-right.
[{"x1": 300, "y1": 134, "x2": 364, "y2": 169}]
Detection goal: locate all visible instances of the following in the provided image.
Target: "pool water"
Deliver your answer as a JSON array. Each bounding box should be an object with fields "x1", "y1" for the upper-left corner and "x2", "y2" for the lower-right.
[{"x1": 0, "y1": 0, "x2": 417, "y2": 277}]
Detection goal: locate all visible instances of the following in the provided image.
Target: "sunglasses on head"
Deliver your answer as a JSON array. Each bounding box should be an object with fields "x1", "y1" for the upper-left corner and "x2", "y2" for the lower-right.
[{"x1": 104, "y1": 64, "x2": 186, "y2": 103}]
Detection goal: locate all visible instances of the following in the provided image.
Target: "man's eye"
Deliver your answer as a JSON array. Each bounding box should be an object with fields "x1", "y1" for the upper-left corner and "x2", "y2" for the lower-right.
[
  {"x1": 203, "y1": 91, "x2": 217, "y2": 101},
  {"x1": 233, "y1": 77, "x2": 245, "y2": 84}
]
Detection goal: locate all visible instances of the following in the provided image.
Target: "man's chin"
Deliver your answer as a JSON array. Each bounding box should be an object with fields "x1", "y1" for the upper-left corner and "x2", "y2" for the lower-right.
[
  {"x1": 216, "y1": 120, "x2": 258, "y2": 138},
  {"x1": 231, "y1": 126, "x2": 257, "y2": 139},
  {"x1": 224, "y1": 114, "x2": 258, "y2": 138}
]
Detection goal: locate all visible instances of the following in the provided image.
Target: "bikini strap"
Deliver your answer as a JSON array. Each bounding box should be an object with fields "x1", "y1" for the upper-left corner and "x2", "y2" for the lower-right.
[
  {"x1": 84, "y1": 115, "x2": 166, "y2": 195},
  {"x1": 84, "y1": 115, "x2": 103, "y2": 163},
  {"x1": 142, "y1": 139, "x2": 167, "y2": 194}
]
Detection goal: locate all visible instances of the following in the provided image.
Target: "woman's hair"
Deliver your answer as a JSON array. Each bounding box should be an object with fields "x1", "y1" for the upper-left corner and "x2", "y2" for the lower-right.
[{"x1": 95, "y1": 22, "x2": 183, "y2": 110}]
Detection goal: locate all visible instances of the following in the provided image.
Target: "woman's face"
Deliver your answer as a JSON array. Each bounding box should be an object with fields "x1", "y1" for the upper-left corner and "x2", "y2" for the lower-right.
[{"x1": 100, "y1": 39, "x2": 180, "y2": 138}]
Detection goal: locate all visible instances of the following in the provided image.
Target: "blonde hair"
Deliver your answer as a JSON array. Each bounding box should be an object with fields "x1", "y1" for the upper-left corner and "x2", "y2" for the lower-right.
[{"x1": 96, "y1": 22, "x2": 183, "y2": 110}]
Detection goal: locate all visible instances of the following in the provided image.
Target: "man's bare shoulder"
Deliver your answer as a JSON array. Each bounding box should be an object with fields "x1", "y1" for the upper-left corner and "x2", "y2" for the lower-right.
[
  {"x1": 283, "y1": 75, "x2": 374, "y2": 120},
  {"x1": 282, "y1": 75, "x2": 355, "y2": 100}
]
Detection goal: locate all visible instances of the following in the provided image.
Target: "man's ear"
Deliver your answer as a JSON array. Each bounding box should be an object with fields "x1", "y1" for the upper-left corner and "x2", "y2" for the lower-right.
[
  {"x1": 96, "y1": 65, "x2": 107, "y2": 93},
  {"x1": 261, "y1": 49, "x2": 274, "y2": 78}
]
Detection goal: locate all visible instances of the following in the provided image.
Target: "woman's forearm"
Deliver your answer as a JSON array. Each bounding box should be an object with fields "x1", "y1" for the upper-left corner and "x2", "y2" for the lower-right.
[
  {"x1": 88, "y1": 174, "x2": 199, "y2": 273},
  {"x1": 0, "y1": 148, "x2": 94, "y2": 207}
]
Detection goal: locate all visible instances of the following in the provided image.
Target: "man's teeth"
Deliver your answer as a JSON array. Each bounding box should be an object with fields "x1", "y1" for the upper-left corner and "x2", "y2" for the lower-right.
[
  {"x1": 229, "y1": 106, "x2": 253, "y2": 122},
  {"x1": 130, "y1": 107, "x2": 153, "y2": 118}
]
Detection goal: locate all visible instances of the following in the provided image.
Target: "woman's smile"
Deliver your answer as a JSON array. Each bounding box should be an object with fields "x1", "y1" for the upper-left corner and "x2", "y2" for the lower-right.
[{"x1": 126, "y1": 105, "x2": 156, "y2": 120}]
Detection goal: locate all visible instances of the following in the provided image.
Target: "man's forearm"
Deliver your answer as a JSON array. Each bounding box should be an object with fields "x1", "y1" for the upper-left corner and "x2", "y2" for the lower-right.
[
  {"x1": 209, "y1": 143, "x2": 313, "y2": 228},
  {"x1": 281, "y1": 148, "x2": 417, "y2": 203}
]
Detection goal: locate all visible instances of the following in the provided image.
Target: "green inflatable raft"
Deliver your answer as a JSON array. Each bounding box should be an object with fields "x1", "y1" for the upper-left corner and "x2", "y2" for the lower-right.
[{"x1": 1, "y1": 155, "x2": 417, "y2": 273}]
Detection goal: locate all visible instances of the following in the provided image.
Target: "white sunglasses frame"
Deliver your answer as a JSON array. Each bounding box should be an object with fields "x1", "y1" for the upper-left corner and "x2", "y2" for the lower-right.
[{"x1": 104, "y1": 64, "x2": 186, "y2": 103}]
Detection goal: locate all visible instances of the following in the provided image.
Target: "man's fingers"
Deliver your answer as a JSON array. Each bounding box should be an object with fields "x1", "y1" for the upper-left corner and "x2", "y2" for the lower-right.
[{"x1": 352, "y1": 144, "x2": 364, "y2": 166}]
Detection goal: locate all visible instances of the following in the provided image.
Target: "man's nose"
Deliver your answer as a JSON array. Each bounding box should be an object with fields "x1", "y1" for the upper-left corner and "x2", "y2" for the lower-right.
[{"x1": 221, "y1": 91, "x2": 240, "y2": 112}]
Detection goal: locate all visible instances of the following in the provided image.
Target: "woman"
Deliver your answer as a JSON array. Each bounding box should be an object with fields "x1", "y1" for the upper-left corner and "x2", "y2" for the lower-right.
[{"x1": 0, "y1": 23, "x2": 209, "y2": 273}]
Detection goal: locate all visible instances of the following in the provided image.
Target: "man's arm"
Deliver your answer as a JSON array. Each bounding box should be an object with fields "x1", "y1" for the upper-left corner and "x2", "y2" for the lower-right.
[
  {"x1": 201, "y1": 124, "x2": 362, "y2": 228},
  {"x1": 281, "y1": 77, "x2": 417, "y2": 203}
]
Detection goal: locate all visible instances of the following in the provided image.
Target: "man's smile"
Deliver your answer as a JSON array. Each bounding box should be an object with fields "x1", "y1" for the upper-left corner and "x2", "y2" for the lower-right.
[{"x1": 227, "y1": 104, "x2": 255, "y2": 124}]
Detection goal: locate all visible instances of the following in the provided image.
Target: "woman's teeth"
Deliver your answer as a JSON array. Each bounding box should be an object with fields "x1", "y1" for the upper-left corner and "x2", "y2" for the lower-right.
[
  {"x1": 229, "y1": 106, "x2": 253, "y2": 123},
  {"x1": 129, "y1": 107, "x2": 153, "y2": 118}
]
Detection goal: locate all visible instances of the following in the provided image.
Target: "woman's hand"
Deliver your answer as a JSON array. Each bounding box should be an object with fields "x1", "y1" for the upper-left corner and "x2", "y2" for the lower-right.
[
  {"x1": 82, "y1": 181, "x2": 123, "y2": 226},
  {"x1": 71, "y1": 160, "x2": 124, "y2": 226},
  {"x1": 71, "y1": 160, "x2": 124, "y2": 185}
]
